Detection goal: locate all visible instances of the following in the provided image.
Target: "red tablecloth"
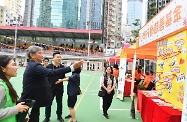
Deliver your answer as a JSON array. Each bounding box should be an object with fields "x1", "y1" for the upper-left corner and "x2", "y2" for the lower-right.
[
  {"x1": 124, "y1": 79, "x2": 136, "y2": 96},
  {"x1": 137, "y1": 90, "x2": 182, "y2": 122},
  {"x1": 124, "y1": 79, "x2": 131, "y2": 96}
]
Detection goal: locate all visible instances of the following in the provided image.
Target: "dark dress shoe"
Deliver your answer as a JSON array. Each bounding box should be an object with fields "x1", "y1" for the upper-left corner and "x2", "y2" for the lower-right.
[
  {"x1": 65, "y1": 114, "x2": 72, "y2": 119},
  {"x1": 103, "y1": 114, "x2": 109, "y2": 119},
  {"x1": 42, "y1": 118, "x2": 50, "y2": 122},
  {"x1": 57, "y1": 116, "x2": 64, "y2": 122}
]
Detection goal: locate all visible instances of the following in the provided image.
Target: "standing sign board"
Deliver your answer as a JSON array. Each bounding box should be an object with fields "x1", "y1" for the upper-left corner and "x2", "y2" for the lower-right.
[{"x1": 117, "y1": 53, "x2": 127, "y2": 100}]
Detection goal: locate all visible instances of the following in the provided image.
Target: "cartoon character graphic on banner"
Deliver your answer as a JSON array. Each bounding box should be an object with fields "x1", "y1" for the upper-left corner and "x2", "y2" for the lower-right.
[
  {"x1": 182, "y1": 46, "x2": 186, "y2": 54},
  {"x1": 164, "y1": 76, "x2": 173, "y2": 93},
  {"x1": 156, "y1": 73, "x2": 162, "y2": 82},
  {"x1": 158, "y1": 61, "x2": 165, "y2": 71},
  {"x1": 177, "y1": 84, "x2": 184, "y2": 103},
  {"x1": 176, "y1": 72, "x2": 186, "y2": 82},
  {"x1": 169, "y1": 55, "x2": 177, "y2": 66},
  {"x1": 175, "y1": 39, "x2": 184, "y2": 50}
]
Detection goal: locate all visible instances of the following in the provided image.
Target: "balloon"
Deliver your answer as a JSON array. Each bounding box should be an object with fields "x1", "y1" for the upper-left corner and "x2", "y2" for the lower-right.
[{"x1": 124, "y1": 43, "x2": 130, "y2": 48}]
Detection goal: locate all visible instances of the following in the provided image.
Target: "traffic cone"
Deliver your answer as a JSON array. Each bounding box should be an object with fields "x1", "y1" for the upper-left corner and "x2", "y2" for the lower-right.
[{"x1": 130, "y1": 96, "x2": 136, "y2": 119}]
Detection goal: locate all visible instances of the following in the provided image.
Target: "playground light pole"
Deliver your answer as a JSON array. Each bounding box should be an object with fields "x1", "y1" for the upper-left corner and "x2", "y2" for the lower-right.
[
  {"x1": 13, "y1": 16, "x2": 20, "y2": 61},
  {"x1": 87, "y1": 21, "x2": 91, "y2": 70},
  {"x1": 87, "y1": 21, "x2": 91, "y2": 59}
]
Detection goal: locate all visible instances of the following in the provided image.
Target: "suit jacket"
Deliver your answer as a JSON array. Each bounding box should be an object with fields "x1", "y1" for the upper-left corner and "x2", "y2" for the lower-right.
[
  {"x1": 67, "y1": 72, "x2": 80, "y2": 96},
  {"x1": 46, "y1": 64, "x2": 65, "y2": 94},
  {"x1": 21, "y1": 60, "x2": 71, "y2": 108}
]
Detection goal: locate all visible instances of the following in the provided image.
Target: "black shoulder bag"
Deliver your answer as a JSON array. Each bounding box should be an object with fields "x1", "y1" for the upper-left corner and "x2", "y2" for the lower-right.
[{"x1": 98, "y1": 75, "x2": 107, "y2": 97}]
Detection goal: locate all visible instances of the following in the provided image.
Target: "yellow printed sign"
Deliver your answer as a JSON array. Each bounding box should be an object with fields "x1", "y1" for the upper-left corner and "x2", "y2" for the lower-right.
[
  {"x1": 156, "y1": 30, "x2": 187, "y2": 110},
  {"x1": 120, "y1": 53, "x2": 127, "y2": 58}
]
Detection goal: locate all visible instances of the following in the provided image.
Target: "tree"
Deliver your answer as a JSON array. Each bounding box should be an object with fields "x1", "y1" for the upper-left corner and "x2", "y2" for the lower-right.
[
  {"x1": 131, "y1": 19, "x2": 140, "y2": 44},
  {"x1": 148, "y1": 1, "x2": 157, "y2": 21}
]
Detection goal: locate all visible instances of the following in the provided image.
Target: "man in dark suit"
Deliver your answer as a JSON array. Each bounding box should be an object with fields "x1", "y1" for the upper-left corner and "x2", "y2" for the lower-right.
[
  {"x1": 43, "y1": 52, "x2": 65, "y2": 122},
  {"x1": 21, "y1": 46, "x2": 83, "y2": 122}
]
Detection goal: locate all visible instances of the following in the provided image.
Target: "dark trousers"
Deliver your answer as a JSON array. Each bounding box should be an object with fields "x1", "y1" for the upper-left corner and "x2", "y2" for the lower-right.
[
  {"x1": 29, "y1": 107, "x2": 40, "y2": 122},
  {"x1": 115, "y1": 77, "x2": 118, "y2": 89},
  {"x1": 134, "y1": 79, "x2": 141, "y2": 94},
  {"x1": 102, "y1": 93, "x2": 114, "y2": 115},
  {"x1": 45, "y1": 92, "x2": 63, "y2": 118}
]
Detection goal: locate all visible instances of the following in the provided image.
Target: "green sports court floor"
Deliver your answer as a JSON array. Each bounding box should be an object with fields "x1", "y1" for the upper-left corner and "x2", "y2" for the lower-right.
[{"x1": 11, "y1": 68, "x2": 143, "y2": 122}]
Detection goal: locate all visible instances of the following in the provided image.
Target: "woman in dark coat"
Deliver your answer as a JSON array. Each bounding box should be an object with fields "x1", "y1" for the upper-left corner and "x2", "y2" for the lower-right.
[{"x1": 100, "y1": 66, "x2": 116, "y2": 119}]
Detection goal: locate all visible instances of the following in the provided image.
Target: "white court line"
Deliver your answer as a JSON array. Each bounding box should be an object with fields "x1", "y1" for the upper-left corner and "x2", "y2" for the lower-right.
[
  {"x1": 87, "y1": 94, "x2": 97, "y2": 95},
  {"x1": 81, "y1": 74, "x2": 90, "y2": 76},
  {"x1": 108, "y1": 108, "x2": 130, "y2": 111},
  {"x1": 81, "y1": 89, "x2": 99, "y2": 91}
]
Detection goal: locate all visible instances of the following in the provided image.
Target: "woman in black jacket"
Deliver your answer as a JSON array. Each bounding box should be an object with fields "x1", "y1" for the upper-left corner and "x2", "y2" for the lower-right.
[
  {"x1": 21, "y1": 46, "x2": 83, "y2": 122},
  {"x1": 100, "y1": 66, "x2": 116, "y2": 119}
]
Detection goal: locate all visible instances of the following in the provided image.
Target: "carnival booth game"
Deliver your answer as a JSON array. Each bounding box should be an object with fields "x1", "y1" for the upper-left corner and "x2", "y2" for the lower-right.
[{"x1": 137, "y1": 0, "x2": 187, "y2": 121}]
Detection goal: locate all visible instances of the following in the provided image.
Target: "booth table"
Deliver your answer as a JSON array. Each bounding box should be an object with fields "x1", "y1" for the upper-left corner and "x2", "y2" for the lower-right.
[
  {"x1": 137, "y1": 90, "x2": 182, "y2": 122},
  {"x1": 124, "y1": 78, "x2": 137, "y2": 97},
  {"x1": 124, "y1": 79, "x2": 132, "y2": 96}
]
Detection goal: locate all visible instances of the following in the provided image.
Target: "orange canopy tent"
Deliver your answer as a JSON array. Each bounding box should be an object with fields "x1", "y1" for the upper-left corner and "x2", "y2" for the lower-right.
[
  {"x1": 122, "y1": 41, "x2": 157, "y2": 60},
  {"x1": 106, "y1": 56, "x2": 133, "y2": 63}
]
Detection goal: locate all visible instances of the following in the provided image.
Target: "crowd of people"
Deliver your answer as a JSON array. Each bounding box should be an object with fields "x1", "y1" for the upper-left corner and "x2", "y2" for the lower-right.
[
  {"x1": 0, "y1": 45, "x2": 83, "y2": 122},
  {"x1": 134, "y1": 65, "x2": 156, "y2": 93},
  {"x1": 0, "y1": 41, "x2": 104, "y2": 57},
  {"x1": 0, "y1": 45, "x2": 157, "y2": 122},
  {"x1": 0, "y1": 45, "x2": 117, "y2": 122}
]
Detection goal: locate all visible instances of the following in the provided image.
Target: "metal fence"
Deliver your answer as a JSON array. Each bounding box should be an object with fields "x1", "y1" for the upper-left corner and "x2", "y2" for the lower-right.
[{"x1": 0, "y1": 48, "x2": 104, "y2": 57}]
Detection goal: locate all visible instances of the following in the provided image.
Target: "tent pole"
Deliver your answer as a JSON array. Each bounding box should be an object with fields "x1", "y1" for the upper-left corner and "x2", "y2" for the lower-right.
[
  {"x1": 131, "y1": 51, "x2": 136, "y2": 97},
  {"x1": 130, "y1": 51, "x2": 137, "y2": 119},
  {"x1": 144, "y1": 59, "x2": 146, "y2": 74}
]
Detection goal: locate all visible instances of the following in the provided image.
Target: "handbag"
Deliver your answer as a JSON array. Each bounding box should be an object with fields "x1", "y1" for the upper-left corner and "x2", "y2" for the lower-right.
[
  {"x1": 98, "y1": 88, "x2": 105, "y2": 97},
  {"x1": 77, "y1": 89, "x2": 82, "y2": 95},
  {"x1": 16, "y1": 99, "x2": 35, "y2": 122}
]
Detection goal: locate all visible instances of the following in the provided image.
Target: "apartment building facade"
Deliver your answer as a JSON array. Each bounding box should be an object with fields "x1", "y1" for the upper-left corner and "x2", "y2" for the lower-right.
[
  {"x1": 0, "y1": 6, "x2": 11, "y2": 26},
  {"x1": 147, "y1": 0, "x2": 171, "y2": 21},
  {"x1": 4, "y1": 0, "x2": 22, "y2": 17},
  {"x1": 103, "y1": 0, "x2": 122, "y2": 49}
]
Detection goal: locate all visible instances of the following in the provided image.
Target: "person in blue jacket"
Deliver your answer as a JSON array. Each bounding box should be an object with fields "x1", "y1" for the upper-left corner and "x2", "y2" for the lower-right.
[
  {"x1": 55, "y1": 67, "x2": 81, "y2": 122},
  {"x1": 20, "y1": 46, "x2": 83, "y2": 122}
]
